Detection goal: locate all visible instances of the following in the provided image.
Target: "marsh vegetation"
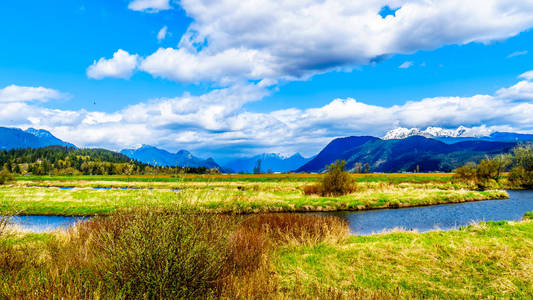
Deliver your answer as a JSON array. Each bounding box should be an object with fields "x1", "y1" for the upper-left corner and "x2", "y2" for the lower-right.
[
  {"x1": 1, "y1": 210, "x2": 532, "y2": 299},
  {"x1": 0, "y1": 154, "x2": 530, "y2": 298}
]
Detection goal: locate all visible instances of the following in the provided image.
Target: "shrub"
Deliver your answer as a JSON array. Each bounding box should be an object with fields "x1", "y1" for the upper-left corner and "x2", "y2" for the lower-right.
[
  {"x1": 0, "y1": 211, "x2": 351, "y2": 299},
  {"x1": 303, "y1": 161, "x2": 356, "y2": 196},
  {"x1": 453, "y1": 162, "x2": 477, "y2": 184},
  {"x1": 320, "y1": 160, "x2": 356, "y2": 196},
  {"x1": 0, "y1": 170, "x2": 14, "y2": 185},
  {"x1": 85, "y1": 211, "x2": 235, "y2": 299}
]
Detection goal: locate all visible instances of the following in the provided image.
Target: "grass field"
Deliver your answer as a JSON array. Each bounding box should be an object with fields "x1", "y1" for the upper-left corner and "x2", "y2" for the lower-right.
[
  {"x1": 15, "y1": 173, "x2": 455, "y2": 183},
  {"x1": 275, "y1": 219, "x2": 533, "y2": 298},
  {"x1": 0, "y1": 173, "x2": 529, "y2": 298},
  {"x1": 1, "y1": 212, "x2": 532, "y2": 299},
  {"x1": 0, "y1": 173, "x2": 507, "y2": 215}
]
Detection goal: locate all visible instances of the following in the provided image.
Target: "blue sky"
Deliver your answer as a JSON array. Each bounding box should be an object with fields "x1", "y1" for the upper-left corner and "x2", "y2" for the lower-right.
[{"x1": 1, "y1": 0, "x2": 533, "y2": 159}]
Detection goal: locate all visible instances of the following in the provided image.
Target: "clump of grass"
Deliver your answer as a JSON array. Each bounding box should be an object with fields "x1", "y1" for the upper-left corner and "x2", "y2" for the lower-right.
[
  {"x1": 222, "y1": 213, "x2": 349, "y2": 298},
  {"x1": 0, "y1": 216, "x2": 9, "y2": 237},
  {"x1": 238, "y1": 213, "x2": 348, "y2": 245}
]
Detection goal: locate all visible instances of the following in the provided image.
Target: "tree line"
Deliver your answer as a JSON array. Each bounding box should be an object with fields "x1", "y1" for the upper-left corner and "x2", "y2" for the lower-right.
[
  {"x1": 0, "y1": 146, "x2": 219, "y2": 176},
  {"x1": 454, "y1": 144, "x2": 533, "y2": 189}
]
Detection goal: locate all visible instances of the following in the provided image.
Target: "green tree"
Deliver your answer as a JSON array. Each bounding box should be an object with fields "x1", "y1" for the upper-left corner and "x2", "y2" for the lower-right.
[{"x1": 476, "y1": 159, "x2": 499, "y2": 188}]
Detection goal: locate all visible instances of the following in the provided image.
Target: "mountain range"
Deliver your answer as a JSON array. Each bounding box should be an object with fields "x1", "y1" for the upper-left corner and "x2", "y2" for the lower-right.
[
  {"x1": 384, "y1": 126, "x2": 533, "y2": 144},
  {"x1": 1, "y1": 125, "x2": 533, "y2": 173},
  {"x1": 223, "y1": 153, "x2": 312, "y2": 173},
  {"x1": 120, "y1": 145, "x2": 221, "y2": 169},
  {"x1": 0, "y1": 127, "x2": 75, "y2": 150},
  {"x1": 297, "y1": 136, "x2": 518, "y2": 173}
]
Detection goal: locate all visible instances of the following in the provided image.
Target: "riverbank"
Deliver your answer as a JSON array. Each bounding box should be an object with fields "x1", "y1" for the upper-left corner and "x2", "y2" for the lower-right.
[
  {"x1": 274, "y1": 218, "x2": 533, "y2": 298},
  {"x1": 0, "y1": 183, "x2": 507, "y2": 216},
  {"x1": 1, "y1": 212, "x2": 532, "y2": 298}
]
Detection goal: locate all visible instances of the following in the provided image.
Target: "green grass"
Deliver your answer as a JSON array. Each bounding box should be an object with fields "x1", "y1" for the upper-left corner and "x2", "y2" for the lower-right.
[
  {"x1": 275, "y1": 219, "x2": 533, "y2": 298},
  {"x1": 15, "y1": 173, "x2": 454, "y2": 183},
  {"x1": 2, "y1": 211, "x2": 532, "y2": 298},
  {"x1": 0, "y1": 184, "x2": 508, "y2": 216}
]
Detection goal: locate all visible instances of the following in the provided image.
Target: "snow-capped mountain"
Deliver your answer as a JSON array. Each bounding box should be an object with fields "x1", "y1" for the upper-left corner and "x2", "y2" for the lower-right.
[{"x1": 383, "y1": 126, "x2": 489, "y2": 140}]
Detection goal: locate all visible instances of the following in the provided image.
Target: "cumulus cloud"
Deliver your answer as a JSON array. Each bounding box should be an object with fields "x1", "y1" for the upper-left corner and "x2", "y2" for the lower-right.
[
  {"x1": 87, "y1": 50, "x2": 139, "y2": 79},
  {"x1": 157, "y1": 25, "x2": 168, "y2": 42},
  {"x1": 121, "y1": 0, "x2": 533, "y2": 84},
  {"x1": 139, "y1": 48, "x2": 275, "y2": 83},
  {"x1": 520, "y1": 70, "x2": 533, "y2": 81},
  {"x1": 0, "y1": 85, "x2": 65, "y2": 103},
  {"x1": 128, "y1": 0, "x2": 171, "y2": 13},
  {"x1": 2, "y1": 73, "x2": 533, "y2": 157}
]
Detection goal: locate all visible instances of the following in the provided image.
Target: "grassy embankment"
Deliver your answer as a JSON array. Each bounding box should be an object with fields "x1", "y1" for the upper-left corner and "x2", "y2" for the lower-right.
[
  {"x1": 1, "y1": 211, "x2": 532, "y2": 299},
  {"x1": 0, "y1": 173, "x2": 507, "y2": 215},
  {"x1": 275, "y1": 217, "x2": 533, "y2": 298}
]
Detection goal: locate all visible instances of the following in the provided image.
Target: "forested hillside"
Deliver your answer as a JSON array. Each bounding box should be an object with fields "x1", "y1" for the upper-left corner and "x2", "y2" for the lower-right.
[{"x1": 0, "y1": 146, "x2": 217, "y2": 175}]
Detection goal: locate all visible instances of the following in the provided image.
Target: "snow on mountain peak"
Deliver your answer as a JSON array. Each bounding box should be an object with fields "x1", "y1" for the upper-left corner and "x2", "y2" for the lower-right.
[{"x1": 383, "y1": 126, "x2": 492, "y2": 140}]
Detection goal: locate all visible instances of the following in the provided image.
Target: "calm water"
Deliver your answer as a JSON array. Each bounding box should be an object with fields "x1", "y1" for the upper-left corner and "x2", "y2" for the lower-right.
[
  {"x1": 8, "y1": 190, "x2": 533, "y2": 234},
  {"x1": 9, "y1": 216, "x2": 87, "y2": 233},
  {"x1": 324, "y1": 190, "x2": 533, "y2": 235}
]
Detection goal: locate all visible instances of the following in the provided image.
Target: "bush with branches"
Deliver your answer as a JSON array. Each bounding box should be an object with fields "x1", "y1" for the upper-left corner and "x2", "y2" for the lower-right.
[{"x1": 304, "y1": 160, "x2": 356, "y2": 196}]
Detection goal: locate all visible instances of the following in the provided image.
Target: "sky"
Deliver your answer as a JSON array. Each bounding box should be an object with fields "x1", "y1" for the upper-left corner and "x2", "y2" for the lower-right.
[{"x1": 1, "y1": 0, "x2": 533, "y2": 160}]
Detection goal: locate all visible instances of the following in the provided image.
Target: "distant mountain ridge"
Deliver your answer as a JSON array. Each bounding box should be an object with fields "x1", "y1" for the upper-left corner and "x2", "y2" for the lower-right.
[
  {"x1": 298, "y1": 136, "x2": 518, "y2": 173},
  {"x1": 384, "y1": 126, "x2": 533, "y2": 144},
  {"x1": 0, "y1": 127, "x2": 75, "y2": 150},
  {"x1": 384, "y1": 126, "x2": 486, "y2": 140},
  {"x1": 120, "y1": 145, "x2": 222, "y2": 169},
  {"x1": 1, "y1": 126, "x2": 531, "y2": 174},
  {"x1": 223, "y1": 153, "x2": 312, "y2": 173}
]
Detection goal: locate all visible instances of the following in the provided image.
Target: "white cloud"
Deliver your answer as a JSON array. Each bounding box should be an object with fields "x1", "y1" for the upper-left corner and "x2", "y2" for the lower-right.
[
  {"x1": 2, "y1": 72, "x2": 533, "y2": 157},
  {"x1": 507, "y1": 50, "x2": 528, "y2": 58},
  {"x1": 519, "y1": 70, "x2": 533, "y2": 81},
  {"x1": 139, "y1": 48, "x2": 276, "y2": 83},
  {"x1": 128, "y1": 0, "x2": 171, "y2": 13},
  {"x1": 87, "y1": 49, "x2": 139, "y2": 79},
  {"x1": 120, "y1": 0, "x2": 533, "y2": 83},
  {"x1": 157, "y1": 26, "x2": 168, "y2": 42},
  {"x1": 0, "y1": 85, "x2": 65, "y2": 103},
  {"x1": 398, "y1": 61, "x2": 413, "y2": 69}
]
